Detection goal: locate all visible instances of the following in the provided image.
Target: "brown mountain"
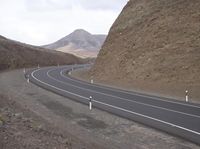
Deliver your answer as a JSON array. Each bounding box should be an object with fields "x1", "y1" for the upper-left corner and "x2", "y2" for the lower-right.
[
  {"x1": 43, "y1": 29, "x2": 106, "y2": 58},
  {"x1": 0, "y1": 35, "x2": 82, "y2": 71},
  {"x1": 91, "y1": 0, "x2": 200, "y2": 99}
]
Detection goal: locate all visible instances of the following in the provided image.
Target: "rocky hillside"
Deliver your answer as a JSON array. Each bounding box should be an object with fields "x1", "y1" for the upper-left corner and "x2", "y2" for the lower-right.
[
  {"x1": 43, "y1": 29, "x2": 106, "y2": 58},
  {"x1": 0, "y1": 35, "x2": 82, "y2": 71},
  {"x1": 91, "y1": 0, "x2": 200, "y2": 99}
]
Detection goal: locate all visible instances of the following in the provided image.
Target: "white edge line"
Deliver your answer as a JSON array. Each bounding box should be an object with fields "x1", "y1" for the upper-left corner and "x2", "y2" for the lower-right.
[
  {"x1": 31, "y1": 69, "x2": 88, "y2": 100},
  {"x1": 60, "y1": 68, "x2": 200, "y2": 109},
  {"x1": 31, "y1": 68, "x2": 200, "y2": 136},
  {"x1": 93, "y1": 99, "x2": 200, "y2": 136},
  {"x1": 47, "y1": 68, "x2": 200, "y2": 119}
]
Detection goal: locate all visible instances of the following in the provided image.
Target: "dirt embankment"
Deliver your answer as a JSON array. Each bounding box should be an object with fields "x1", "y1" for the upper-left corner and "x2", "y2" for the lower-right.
[
  {"x1": 0, "y1": 35, "x2": 83, "y2": 71},
  {"x1": 91, "y1": 0, "x2": 200, "y2": 100},
  {"x1": 0, "y1": 94, "x2": 75, "y2": 149}
]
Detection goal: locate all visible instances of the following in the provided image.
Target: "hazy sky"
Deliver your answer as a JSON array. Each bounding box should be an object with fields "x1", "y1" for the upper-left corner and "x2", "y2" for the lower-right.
[{"x1": 0, "y1": 0, "x2": 128, "y2": 46}]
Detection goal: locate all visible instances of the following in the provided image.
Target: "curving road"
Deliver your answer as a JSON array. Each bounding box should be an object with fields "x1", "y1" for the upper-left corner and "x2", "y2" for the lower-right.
[{"x1": 26, "y1": 65, "x2": 200, "y2": 145}]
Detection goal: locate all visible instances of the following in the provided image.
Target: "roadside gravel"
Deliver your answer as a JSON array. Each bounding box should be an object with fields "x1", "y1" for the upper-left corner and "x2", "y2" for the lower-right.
[
  {"x1": 0, "y1": 69, "x2": 199, "y2": 149},
  {"x1": 71, "y1": 67, "x2": 200, "y2": 103}
]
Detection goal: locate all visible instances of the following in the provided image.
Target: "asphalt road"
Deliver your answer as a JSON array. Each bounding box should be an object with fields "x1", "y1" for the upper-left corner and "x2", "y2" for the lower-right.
[{"x1": 26, "y1": 65, "x2": 200, "y2": 145}]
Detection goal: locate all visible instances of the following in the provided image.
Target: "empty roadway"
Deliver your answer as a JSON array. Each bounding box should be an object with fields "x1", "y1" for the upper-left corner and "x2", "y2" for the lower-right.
[{"x1": 26, "y1": 65, "x2": 200, "y2": 145}]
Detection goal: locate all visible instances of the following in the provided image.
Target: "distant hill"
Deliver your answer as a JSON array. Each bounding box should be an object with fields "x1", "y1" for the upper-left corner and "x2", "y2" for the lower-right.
[
  {"x1": 0, "y1": 35, "x2": 82, "y2": 71},
  {"x1": 43, "y1": 29, "x2": 106, "y2": 58},
  {"x1": 91, "y1": 0, "x2": 200, "y2": 99}
]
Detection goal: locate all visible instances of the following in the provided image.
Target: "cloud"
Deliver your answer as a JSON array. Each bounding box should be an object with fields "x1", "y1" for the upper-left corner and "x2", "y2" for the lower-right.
[
  {"x1": 71, "y1": 0, "x2": 127, "y2": 11},
  {"x1": 24, "y1": 0, "x2": 127, "y2": 11},
  {"x1": 0, "y1": 0, "x2": 128, "y2": 45}
]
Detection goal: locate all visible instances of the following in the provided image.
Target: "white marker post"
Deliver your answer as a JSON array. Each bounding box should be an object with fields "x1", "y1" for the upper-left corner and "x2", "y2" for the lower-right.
[
  {"x1": 91, "y1": 79, "x2": 94, "y2": 84},
  {"x1": 23, "y1": 68, "x2": 26, "y2": 74},
  {"x1": 89, "y1": 96, "x2": 92, "y2": 110},
  {"x1": 185, "y1": 90, "x2": 189, "y2": 102},
  {"x1": 91, "y1": 76, "x2": 94, "y2": 84},
  {"x1": 37, "y1": 64, "x2": 40, "y2": 69},
  {"x1": 27, "y1": 75, "x2": 30, "y2": 83}
]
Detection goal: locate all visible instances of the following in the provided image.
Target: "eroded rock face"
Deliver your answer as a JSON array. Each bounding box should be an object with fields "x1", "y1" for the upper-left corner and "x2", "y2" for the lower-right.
[{"x1": 91, "y1": 0, "x2": 200, "y2": 88}]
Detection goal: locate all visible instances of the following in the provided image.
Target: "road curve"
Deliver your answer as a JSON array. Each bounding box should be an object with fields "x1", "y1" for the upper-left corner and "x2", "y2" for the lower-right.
[{"x1": 26, "y1": 65, "x2": 200, "y2": 145}]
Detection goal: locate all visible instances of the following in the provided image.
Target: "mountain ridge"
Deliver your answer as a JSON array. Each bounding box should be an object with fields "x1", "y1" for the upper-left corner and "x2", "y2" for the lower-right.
[
  {"x1": 43, "y1": 29, "x2": 106, "y2": 58},
  {"x1": 0, "y1": 35, "x2": 82, "y2": 71}
]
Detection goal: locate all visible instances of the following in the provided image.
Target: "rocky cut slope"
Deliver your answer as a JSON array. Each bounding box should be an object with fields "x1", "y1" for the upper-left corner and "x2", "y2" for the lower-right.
[
  {"x1": 0, "y1": 35, "x2": 82, "y2": 71},
  {"x1": 91, "y1": 0, "x2": 200, "y2": 99}
]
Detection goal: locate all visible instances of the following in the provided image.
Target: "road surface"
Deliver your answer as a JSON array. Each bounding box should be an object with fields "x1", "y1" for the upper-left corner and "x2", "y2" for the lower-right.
[{"x1": 26, "y1": 65, "x2": 200, "y2": 145}]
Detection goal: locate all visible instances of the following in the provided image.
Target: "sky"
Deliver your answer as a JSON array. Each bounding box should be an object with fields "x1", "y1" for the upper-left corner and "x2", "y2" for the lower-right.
[{"x1": 0, "y1": 0, "x2": 128, "y2": 46}]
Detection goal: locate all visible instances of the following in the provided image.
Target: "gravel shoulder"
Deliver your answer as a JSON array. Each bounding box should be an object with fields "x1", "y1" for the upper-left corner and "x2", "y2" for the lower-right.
[
  {"x1": 71, "y1": 68, "x2": 200, "y2": 104},
  {"x1": 0, "y1": 69, "x2": 199, "y2": 149}
]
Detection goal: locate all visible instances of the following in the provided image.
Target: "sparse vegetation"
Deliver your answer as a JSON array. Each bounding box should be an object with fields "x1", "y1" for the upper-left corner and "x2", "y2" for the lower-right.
[{"x1": 0, "y1": 114, "x2": 4, "y2": 125}]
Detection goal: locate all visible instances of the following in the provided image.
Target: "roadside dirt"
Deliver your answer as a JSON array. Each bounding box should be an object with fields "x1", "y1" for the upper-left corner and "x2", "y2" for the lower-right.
[
  {"x1": 72, "y1": 68, "x2": 200, "y2": 103},
  {"x1": 0, "y1": 94, "x2": 77, "y2": 149},
  {"x1": 0, "y1": 69, "x2": 199, "y2": 149}
]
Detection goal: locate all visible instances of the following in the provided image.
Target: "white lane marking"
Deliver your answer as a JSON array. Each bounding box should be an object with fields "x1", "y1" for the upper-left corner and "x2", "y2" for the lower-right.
[
  {"x1": 60, "y1": 68, "x2": 200, "y2": 109},
  {"x1": 31, "y1": 69, "x2": 88, "y2": 100},
  {"x1": 47, "y1": 68, "x2": 200, "y2": 118},
  {"x1": 31, "y1": 68, "x2": 200, "y2": 136},
  {"x1": 93, "y1": 100, "x2": 200, "y2": 136}
]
